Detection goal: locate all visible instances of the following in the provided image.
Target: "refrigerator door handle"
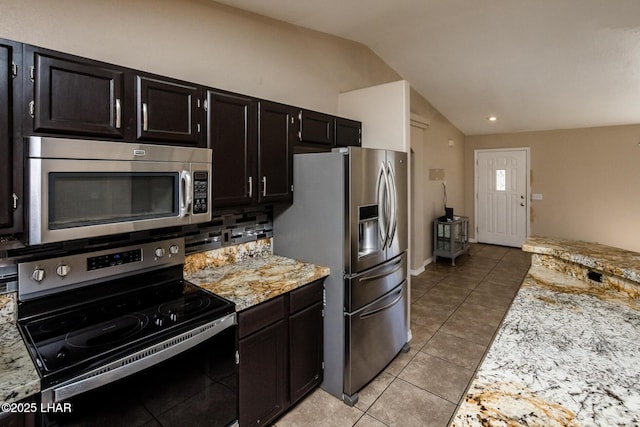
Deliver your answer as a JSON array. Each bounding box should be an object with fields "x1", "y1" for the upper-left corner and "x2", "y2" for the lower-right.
[
  {"x1": 382, "y1": 161, "x2": 393, "y2": 249},
  {"x1": 377, "y1": 162, "x2": 389, "y2": 250},
  {"x1": 387, "y1": 161, "x2": 398, "y2": 246}
]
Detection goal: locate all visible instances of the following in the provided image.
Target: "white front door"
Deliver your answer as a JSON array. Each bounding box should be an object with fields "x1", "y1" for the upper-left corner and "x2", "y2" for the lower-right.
[{"x1": 475, "y1": 148, "x2": 529, "y2": 247}]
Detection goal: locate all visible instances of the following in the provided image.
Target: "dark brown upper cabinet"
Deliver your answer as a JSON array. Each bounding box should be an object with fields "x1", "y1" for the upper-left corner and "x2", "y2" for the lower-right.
[
  {"x1": 206, "y1": 89, "x2": 257, "y2": 208},
  {"x1": 295, "y1": 110, "x2": 361, "y2": 153},
  {"x1": 335, "y1": 117, "x2": 362, "y2": 147},
  {"x1": 24, "y1": 45, "x2": 126, "y2": 139},
  {"x1": 134, "y1": 74, "x2": 203, "y2": 146},
  {"x1": 0, "y1": 38, "x2": 22, "y2": 233},
  {"x1": 298, "y1": 109, "x2": 334, "y2": 146},
  {"x1": 258, "y1": 101, "x2": 296, "y2": 204}
]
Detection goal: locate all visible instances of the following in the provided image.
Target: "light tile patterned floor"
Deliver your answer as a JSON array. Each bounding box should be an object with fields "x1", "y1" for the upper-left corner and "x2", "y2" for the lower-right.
[{"x1": 273, "y1": 244, "x2": 531, "y2": 427}]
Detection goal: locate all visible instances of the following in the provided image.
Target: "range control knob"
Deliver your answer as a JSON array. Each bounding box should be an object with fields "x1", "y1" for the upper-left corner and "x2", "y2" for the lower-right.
[
  {"x1": 168, "y1": 310, "x2": 178, "y2": 322},
  {"x1": 56, "y1": 263, "x2": 71, "y2": 277},
  {"x1": 56, "y1": 347, "x2": 68, "y2": 363},
  {"x1": 169, "y1": 244, "x2": 180, "y2": 255},
  {"x1": 154, "y1": 248, "x2": 166, "y2": 258},
  {"x1": 32, "y1": 268, "x2": 46, "y2": 283},
  {"x1": 153, "y1": 314, "x2": 165, "y2": 327}
]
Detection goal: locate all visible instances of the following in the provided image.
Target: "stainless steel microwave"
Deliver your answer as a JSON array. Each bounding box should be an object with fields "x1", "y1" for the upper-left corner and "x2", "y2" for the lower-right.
[{"x1": 28, "y1": 137, "x2": 212, "y2": 245}]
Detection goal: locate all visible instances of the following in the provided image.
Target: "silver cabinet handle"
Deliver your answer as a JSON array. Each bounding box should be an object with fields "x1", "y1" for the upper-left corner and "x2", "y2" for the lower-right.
[
  {"x1": 142, "y1": 103, "x2": 148, "y2": 131},
  {"x1": 262, "y1": 176, "x2": 267, "y2": 197},
  {"x1": 115, "y1": 98, "x2": 121, "y2": 129},
  {"x1": 248, "y1": 176, "x2": 253, "y2": 198}
]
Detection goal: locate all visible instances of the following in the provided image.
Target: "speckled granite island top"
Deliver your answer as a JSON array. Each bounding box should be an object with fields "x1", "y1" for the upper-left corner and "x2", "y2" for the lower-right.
[
  {"x1": 0, "y1": 293, "x2": 40, "y2": 405},
  {"x1": 184, "y1": 251, "x2": 330, "y2": 312},
  {"x1": 451, "y1": 237, "x2": 640, "y2": 427}
]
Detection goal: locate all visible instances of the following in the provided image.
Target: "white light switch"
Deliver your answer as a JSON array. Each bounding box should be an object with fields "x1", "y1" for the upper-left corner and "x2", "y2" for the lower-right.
[{"x1": 531, "y1": 193, "x2": 543, "y2": 200}]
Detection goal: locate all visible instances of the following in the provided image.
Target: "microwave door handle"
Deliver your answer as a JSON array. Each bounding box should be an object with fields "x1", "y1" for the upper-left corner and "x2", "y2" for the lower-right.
[
  {"x1": 179, "y1": 171, "x2": 192, "y2": 217},
  {"x1": 377, "y1": 163, "x2": 388, "y2": 250}
]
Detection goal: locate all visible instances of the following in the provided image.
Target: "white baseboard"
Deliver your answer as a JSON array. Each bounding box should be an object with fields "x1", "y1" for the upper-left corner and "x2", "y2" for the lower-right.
[
  {"x1": 409, "y1": 256, "x2": 433, "y2": 276},
  {"x1": 469, "y1": 238, "x2": 478, "y2": 243}
]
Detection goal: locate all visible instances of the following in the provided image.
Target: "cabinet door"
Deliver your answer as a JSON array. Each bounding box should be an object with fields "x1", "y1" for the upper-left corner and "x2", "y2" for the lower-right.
[
  {"x1": 239, "y1": 320, "x2": 287, "y2": 427},
  {"x1": 299, "y1": 109, "x2": 334, "y2": 146},
  {"x1": 27, "y1": 46, "x2": 125, "y2": 138},
  {"x1": 257, "y1": 101, "x2": 295, "y2": 204},
  {"x1": 0, "y1": 39, "x2": 22, "y2": 233},
  {"x1": 289, "y1": 301, "x2": 323, "y2": 404},
  {"x1": 335, "y1": 117, "x2": 362, "y2": 147},
  {"x1": 136, "y1": 75, "x2": 202, "y2": 146},
  {"x1": 207, "y1": 90, "x2": 257, "y2": 208}
]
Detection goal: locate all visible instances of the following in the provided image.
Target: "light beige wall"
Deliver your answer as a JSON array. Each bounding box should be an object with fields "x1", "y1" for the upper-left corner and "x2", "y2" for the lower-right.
[
  {"x1": 339, "y1": 81, "x2": 410, "y2": 153},
  {"x1": 409, "y1": 89, "x2": 465, "y2": 270},
  {"x1": 0, "y1": 0, "x2": 400, "y2": 114},
  {"x1": 465, "y1": 125, "x2": 640, "y2": 252}
]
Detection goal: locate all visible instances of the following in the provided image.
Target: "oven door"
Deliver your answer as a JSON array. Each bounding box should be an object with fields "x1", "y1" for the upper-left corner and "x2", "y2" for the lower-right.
[
  {"x1": 40, "y1": 317, "x2": 238, "y2": 427},
  {"x1": 28, "y1": 157, "x2": 211, "y2": 245}
]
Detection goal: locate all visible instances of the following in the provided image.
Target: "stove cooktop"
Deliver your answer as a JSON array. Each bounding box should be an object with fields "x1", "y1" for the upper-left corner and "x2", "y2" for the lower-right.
[{"x1": 19, "y1": 275, "x2": 234, "y2": 386}]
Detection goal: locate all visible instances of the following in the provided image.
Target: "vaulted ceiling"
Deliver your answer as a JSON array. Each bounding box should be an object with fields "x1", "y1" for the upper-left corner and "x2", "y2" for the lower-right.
[{"x1": 215, "y1": 0, "x2": 640, "y2": 135}]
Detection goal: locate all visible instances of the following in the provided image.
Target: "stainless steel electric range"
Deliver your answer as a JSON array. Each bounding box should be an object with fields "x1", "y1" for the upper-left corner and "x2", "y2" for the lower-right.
[{"x1": 17, "y1": 238, "x2": 238, "y2": 426}]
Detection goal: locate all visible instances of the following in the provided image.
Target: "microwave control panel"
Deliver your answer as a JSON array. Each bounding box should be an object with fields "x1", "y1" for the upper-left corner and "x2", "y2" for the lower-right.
[{"x1": 193, "y1": 171, "x2": 209, "y2": 214}]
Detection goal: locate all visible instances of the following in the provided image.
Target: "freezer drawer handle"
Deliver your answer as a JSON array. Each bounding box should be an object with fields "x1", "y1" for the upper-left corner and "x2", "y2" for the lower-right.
[
  {"x1": 359, "y1": 287, "x2": 404, "y2": 319},
  {"x1": 359, "y1": 259, "x2": 403, "y2": 282}
]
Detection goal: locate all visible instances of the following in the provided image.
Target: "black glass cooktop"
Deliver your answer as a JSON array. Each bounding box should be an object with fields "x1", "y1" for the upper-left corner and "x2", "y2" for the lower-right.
[{"x1": 18, "y1": 266, "x2": 234, "y2": 385}]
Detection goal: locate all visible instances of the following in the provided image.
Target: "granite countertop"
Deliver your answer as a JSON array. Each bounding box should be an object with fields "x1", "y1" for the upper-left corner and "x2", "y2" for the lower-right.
[
  {"x1": 451, "y1": 237, "x2": 640, "y2": 426},
  {"x1": 184, "y1": 254, "x2": 330, "y2": 311},
  {"x1": 522, "y1": 236, "x2": 640, "y2": 284},
  {"x1": 0, "y1": 293, "x2": 40, "y2": 405}
]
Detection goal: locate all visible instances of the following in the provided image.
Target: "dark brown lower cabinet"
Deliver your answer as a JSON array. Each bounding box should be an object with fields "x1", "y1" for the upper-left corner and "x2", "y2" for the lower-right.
[
  {"x1": 289, "y1": 301, "x2": 323, "y2": 404},
  {"x1": 238, "y1": 279, "x2": 324, "y2": 427},
  {"x1": 239, "y1": 319, "x2": 287, "y2": 426}
]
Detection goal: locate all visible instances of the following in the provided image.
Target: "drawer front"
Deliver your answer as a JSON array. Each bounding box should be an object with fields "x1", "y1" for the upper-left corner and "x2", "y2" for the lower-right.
[
  {"x1": 289, "y1": 279, "x2": 324, "y2": 314},
  {"x1": 239, "y1": 295, "x2": 285, "y2": 339}
]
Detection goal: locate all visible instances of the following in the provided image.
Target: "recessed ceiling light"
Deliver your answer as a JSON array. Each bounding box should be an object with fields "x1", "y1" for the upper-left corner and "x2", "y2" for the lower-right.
[{"x1": 487, "y1": 116, "x2": 497, "y2": 122}]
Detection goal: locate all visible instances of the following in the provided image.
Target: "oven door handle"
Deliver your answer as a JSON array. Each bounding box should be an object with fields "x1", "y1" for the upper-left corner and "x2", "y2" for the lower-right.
[
  {"x1": 179, "y1": 170, "x2": 192, "y2": 217},
  {"x1": 41, "y1": 313, "x2": 237, "y2": 404}
]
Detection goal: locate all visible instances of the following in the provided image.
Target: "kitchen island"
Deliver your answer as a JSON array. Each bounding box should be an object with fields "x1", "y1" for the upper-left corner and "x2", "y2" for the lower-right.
[{"x1": 451, "y1": 237, "x2": 640, "y2": 426}]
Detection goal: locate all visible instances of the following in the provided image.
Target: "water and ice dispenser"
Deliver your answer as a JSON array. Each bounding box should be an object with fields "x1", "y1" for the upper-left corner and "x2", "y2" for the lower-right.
[{"x1": 358, "y1": 205, "x2": 380, "y2": 257}]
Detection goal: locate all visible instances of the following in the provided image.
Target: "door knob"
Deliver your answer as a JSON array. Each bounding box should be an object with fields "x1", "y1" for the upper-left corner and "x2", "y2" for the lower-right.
[{"x1": 520, "y1": 202, "x2": 525, "y2": 207}]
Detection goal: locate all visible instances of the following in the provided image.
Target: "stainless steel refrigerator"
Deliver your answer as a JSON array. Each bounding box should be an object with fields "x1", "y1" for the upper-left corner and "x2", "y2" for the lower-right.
[{"x1": 273, "y1": 147, "x2": 408, "y2": 405}]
